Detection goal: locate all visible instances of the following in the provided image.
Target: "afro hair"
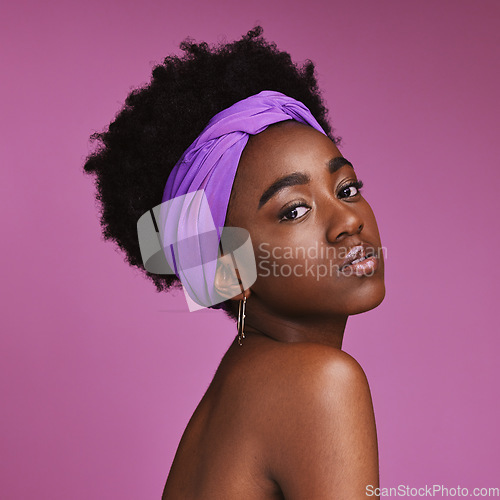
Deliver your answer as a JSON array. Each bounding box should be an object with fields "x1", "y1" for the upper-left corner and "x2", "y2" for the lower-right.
[{"x1": 83, "y1": 26, "x2": 340, "y2": 321}]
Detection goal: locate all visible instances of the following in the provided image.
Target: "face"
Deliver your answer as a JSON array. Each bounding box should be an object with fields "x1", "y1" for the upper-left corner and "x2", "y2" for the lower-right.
[{"x1": 225, "y1": 120, "x2": 385, "y2": 319}]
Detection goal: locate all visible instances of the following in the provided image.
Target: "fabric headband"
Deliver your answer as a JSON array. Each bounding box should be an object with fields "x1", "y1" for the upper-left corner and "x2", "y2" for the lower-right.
[{"x1": 155, "y1": 90, "x2": 328, "y2": 309}]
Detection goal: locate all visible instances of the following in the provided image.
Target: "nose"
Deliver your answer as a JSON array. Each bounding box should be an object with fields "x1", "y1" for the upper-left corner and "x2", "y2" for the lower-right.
[{"x1": 325, "y1": 201, "x2": 364, "y2": 244}]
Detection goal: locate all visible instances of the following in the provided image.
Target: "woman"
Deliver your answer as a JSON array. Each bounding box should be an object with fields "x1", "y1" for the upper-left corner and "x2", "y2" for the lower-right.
[{"x1": 84, "y1": 26, "x2": 385, "y2": 499}]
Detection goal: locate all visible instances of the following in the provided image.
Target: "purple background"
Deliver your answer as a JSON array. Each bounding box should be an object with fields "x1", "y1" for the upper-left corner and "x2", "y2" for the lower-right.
[{"x1": 2, "y1": 0, "x2": 499, "y2": 498}]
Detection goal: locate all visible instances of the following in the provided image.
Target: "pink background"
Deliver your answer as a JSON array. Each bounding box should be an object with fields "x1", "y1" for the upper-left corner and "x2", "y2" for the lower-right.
[{"x1": 2, "y1": 0, "x2": 499, "y2": 498}]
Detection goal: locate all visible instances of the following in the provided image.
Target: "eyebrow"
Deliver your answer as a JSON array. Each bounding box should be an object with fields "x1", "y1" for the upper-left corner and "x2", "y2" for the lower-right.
[{"x1": 257, "y1": 157, "x2": 354, "y2": 209}]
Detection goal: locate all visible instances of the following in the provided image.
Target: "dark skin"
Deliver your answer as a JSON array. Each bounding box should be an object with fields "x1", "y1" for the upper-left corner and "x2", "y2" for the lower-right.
[{"x1": 162, "y1": 121, "x2": 385, "y2": 499}]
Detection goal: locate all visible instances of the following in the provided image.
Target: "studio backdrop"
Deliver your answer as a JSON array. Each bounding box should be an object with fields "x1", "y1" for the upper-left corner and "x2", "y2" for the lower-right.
[{"x1": 1, "y1": 0, "x2": 499, "y2": 498}]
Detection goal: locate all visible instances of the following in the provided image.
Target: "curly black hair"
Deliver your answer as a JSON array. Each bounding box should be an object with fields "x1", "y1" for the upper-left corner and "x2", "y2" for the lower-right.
[{"x1": 83, "y1": 25, "x2": 341, "y2": 321}]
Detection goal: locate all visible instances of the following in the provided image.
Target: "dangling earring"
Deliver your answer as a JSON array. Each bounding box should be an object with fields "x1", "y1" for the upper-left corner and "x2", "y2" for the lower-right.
[{"x1": 237, "y1": 296, "x2": 247, "y2": 346}]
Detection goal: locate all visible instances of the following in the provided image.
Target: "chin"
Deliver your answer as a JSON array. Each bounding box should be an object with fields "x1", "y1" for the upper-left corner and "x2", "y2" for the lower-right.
[{"x1": 350, "y1": 281, "x2": 386, "y2": 316}]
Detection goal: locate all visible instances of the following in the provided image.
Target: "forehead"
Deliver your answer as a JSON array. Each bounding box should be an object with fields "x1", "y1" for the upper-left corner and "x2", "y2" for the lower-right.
[
  {"x1": 243, "y1": 120, "x2": 338, "y2": 167},
  {"x1": 226, "y1": 121, "x2": 341, "y2": 219}
]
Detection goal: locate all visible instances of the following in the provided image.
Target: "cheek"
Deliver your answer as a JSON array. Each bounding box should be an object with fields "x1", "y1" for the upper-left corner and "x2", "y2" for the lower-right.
[
  {"x1": 241, "y1": 203, "x2": 385, "y2": 313},
  {"x1": 250, "y1": 235, "x2": 348, "y2": 305},
  {"x1": 246, "y1": 219, "x2": 384, "y2": 315}
]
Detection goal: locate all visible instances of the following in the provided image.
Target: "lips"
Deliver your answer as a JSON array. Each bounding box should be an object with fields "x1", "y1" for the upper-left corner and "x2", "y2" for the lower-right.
[{"x1": 340, "y1": 244, "x2": 373, "y2": 270}]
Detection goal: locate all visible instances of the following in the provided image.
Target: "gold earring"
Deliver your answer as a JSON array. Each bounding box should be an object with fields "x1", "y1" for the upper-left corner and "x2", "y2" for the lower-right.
[{"x1": 237, "y1": 296, "x2": 247, "y2": 346}]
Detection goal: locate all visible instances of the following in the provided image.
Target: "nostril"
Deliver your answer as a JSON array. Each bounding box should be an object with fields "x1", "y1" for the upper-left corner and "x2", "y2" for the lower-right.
[{"x1": 334, "y1": 232, "x2": 349, "y2": 243}]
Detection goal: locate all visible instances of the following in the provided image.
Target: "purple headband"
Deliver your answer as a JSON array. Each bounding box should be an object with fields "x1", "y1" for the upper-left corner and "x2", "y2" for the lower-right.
[{"x1": 158, "y1": 90, "x2": 328, "y2": 309}]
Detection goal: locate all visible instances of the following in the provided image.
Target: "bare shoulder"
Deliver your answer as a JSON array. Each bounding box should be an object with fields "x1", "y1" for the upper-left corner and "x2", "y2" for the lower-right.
[
  {"x1": 238, "y1": 339, "x2": 371, "y2": 401},
  {"x1": 233, "y1": 340, "x2": 379, "y2": 499}
]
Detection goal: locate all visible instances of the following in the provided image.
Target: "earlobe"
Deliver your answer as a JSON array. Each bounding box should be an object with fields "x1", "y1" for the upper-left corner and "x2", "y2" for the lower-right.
[{"x1": 214, "y1": 253, "x2": 252, "y2": 302}]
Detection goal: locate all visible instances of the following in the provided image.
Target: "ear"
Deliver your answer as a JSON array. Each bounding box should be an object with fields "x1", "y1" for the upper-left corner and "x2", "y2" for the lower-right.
[{"x1": 214, "y1": 252, "x2": 252, "y2": 302}]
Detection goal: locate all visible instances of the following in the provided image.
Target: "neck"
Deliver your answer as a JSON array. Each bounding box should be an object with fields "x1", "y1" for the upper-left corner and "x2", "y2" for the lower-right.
[{"x1": 242, "y1": 298, "x2": 348, "y2": 350}]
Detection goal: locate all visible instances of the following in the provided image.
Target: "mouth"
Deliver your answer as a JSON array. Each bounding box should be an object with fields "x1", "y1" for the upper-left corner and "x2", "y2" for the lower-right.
[{"x1": 340, "y1": 244, "x2": 379, "y2": 276}]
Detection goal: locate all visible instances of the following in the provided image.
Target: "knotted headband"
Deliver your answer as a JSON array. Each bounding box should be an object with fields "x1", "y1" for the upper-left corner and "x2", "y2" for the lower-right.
[{"x1": 152, "y1": 90, "x2": 328, "y2": 309}]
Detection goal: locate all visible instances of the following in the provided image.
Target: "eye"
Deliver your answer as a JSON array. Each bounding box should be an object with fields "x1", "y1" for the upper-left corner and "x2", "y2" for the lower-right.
[
  {"x1": 279, "y1": 203, "x2": 311, "y2": 222},
  {"x1": 338, "y1": 179, "x2": 364, "y2": 199}
]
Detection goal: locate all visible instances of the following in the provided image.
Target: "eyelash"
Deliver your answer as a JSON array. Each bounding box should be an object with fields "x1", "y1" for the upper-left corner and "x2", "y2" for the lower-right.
[{"x1": 278, "y1": 179, "x2": 364, "y2": 222}]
